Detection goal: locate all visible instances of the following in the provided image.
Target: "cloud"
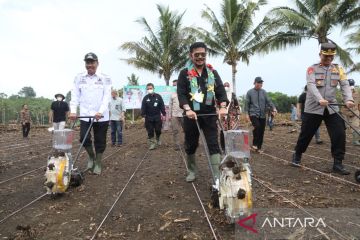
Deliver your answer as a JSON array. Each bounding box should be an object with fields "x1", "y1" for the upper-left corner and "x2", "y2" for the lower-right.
[{"x1": 0, "y1": 0, "x2": 358, "y2": 99}]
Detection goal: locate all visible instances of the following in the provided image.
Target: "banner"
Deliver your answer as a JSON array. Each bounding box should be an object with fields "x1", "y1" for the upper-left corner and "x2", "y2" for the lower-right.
[{"x1": 123, "y1": 85, "x2": 175, "y2": 109}]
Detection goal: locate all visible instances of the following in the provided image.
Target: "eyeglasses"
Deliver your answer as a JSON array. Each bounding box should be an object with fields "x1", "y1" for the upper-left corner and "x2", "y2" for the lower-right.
[{"x1": 193, "y1": 52, "x2": 206, "y2": 58}]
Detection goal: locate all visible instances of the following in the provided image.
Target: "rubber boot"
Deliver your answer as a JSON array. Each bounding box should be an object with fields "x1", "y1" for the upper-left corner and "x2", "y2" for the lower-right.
[
  {"x1": 85, "y1": 146, "x2": 95, "y2": 172},
  {"x1": 148, "y1": 138, "x2": 156, "y2": 150},
  {"x1": 333, "y1": 159, "x2": 350, "y2": 175},
  {"x1": 156, "y1": 136, "x2": 161, "y2": 146},
  {"x1": 93, "y1": 152, "x2": 103, "y2": 175},
  {"x1": 352, "y1": 132, "x2": 360, "y2": 146},
  {"x1": 186, "y1": 154, "x2": 196, "y2": 182},
  {"x1": 210, "y1": 154, "x2": 221, "y2": 180},
  {"x1": 291, "y1": 152, "x2": 302, "y2": 167}
]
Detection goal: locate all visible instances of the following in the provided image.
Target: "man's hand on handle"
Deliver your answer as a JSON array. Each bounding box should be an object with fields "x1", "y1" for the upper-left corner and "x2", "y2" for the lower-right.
[
  {"x1": 94, "y1": 112, "x2": 102, "y2": 121},
  {"x1": 186, "y1": 110, "x2": 197, "y2": 120},
  {"x1": 319, "y1": 99, "x2": 329, "y2": 106},
  {"x1": 345, "y1": 101, "x2": 355, "y2": 109}
]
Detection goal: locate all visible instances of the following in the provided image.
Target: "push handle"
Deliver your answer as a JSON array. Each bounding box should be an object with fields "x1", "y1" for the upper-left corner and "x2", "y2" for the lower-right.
[{"x1": 327, "y1": 104, "x2": 360, "y2": 136}]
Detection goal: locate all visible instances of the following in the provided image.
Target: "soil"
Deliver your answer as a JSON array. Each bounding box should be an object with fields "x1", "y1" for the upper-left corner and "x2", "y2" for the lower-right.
[{"x1": 0, "y1": 123, "x2": 359, "y2": 240}]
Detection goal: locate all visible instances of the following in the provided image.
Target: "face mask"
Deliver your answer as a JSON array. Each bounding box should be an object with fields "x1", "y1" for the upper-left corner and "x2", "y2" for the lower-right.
[
  {"x1": 224, "y1": 87, "x2": 230, "y2": 92},
  {"x1": 57, "y1": 97, "x2": 63, "y2": 101},
  {"x1": 147, "y1": 89, "x2": 154, "y2": 94},
  {"x1": 173, "y1": 86, "x2": 177, "y2": 90}
]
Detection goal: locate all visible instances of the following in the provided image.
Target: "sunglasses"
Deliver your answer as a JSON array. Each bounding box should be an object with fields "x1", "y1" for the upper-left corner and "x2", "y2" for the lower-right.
[{"x1": 193, "y1": 52, "x2": 206, "y2": 58}]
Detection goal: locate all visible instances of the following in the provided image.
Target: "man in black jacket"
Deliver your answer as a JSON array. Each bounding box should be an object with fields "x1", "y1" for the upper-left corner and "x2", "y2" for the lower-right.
[
  {"x1": 141, "y1": 83, "x2": 166, "y2": 150},
  {"x1": 177, "y1": 42, "x2": 229, "y2": 183}
]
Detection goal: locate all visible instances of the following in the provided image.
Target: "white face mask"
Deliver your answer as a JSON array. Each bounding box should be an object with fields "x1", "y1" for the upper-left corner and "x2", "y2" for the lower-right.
[
  {"x1": 57, "y1": 97, "x2": 63, "y2": 101},
  {"x1": 224, "y1": 87, "x2": 230, "y2": 92},
  {"x1": 147, "y1": 89, "x2": 154, "y2": 94}
]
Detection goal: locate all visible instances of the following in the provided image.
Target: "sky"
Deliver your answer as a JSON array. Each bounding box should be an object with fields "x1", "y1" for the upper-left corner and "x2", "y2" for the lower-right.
[{"x1": 0, "y1": 0, "x2": 359, "y2": 99}]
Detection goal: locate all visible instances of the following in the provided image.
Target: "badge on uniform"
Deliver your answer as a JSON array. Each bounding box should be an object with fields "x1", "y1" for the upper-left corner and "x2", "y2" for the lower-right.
[
  {"x1": 154, "y1": 102, "x2": 158, "y2": 107},
  {"x1": 146, "y1": 98, "x2": 150, "y2": 102},
  {"x1": 194, "y1": 90, "x2": 204, "y2": 103}
]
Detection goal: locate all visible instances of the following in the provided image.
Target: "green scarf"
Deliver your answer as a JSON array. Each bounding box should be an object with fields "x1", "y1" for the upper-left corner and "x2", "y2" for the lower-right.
[{"x1": 185, "y1": 60, "x2": 215, "y2": 111}]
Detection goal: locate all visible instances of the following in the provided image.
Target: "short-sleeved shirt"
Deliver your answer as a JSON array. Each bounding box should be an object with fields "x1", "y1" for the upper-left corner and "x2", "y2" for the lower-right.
[
  {"x1": 109, "y1": 97, "x2": 125, "y2": 121},
  {"x1": 51, "y1": 101, "x2": 69, "y2": 122}
]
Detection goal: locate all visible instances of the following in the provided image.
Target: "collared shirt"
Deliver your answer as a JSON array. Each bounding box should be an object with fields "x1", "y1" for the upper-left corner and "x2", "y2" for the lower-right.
[
  {"x1": 169, "y1": 92, "x2": 183, "y2": 118},
  {"x1": 109, "y1": 97, "x2": 125, "y2": 121},
  {"x1": 305, "y1": 63, "x2": 353, "y2": 115},
  {"x1": 51, "y1": 100, "x2": 69, "y2": 123},
  {"x1": 70, "y1": 72, "x2": 112, "y2": 122},
  {"x1": 177, "y1": 67, "x2": 229, "y2": 113},
  {"x1": 20, "y1": 109, "x2": 31, "y2": 123},
  {"x1": 246, "y1": 88, "x2": 275, "y2": 119}
]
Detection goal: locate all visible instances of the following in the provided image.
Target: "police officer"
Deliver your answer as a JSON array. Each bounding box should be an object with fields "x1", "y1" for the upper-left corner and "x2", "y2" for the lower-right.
[
  {"x1": 341, "y1": 79, "x2": 360, "y2": 146},
  {"x1": 292, "y1": 43, "x2": 354, "y2": 175},
  {"x1": 177, "y1": 42, "x2": 229, "y2": 183},
  {"x1": 69, "y1": 52, "x2": 112, "y2": 175},
  {"x1": 141, "y1": 83, "x2": 166, "y2": 150}
]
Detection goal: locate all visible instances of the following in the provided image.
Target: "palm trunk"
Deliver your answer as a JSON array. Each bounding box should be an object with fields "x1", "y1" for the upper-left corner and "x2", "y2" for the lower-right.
[{"x1": 231, "y1": 63, "x2": 237, "y2": 96}]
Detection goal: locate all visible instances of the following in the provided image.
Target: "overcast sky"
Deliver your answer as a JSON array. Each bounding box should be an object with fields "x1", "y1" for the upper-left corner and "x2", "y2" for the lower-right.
[{"x1": 0, "y1": 0, "x2": 359, "y2": 99}]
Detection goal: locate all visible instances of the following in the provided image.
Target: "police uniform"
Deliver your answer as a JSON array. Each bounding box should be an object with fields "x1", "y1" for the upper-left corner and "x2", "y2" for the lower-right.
[
  {"x1": 341, "y1": 80, "x2": 360, "y2": 145},
  {"x1": 292, "y1": 43, "x2": 354, "y2": 175},
  {"x1": 177, "y1": 61, "x2": 228, "y2": 182},
  {"x1": 141, "y1": 92, "x2": 166, "y2": 149},
  {"x1": 70, "y1": 52, "x2": 112, "y2": 174}
]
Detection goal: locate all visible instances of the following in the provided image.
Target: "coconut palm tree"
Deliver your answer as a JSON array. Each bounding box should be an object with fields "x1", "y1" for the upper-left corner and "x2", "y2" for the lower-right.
[
  {"x1": 120, "y1": 5, "x2": 193, "y2": 86},
  {"x1": 346, "y1": 25, "x2": 360, "y2": 73},
  {"x1": 189, "y1": 0, "x2": 278, "y2": 95},
  {"x1": 264, "y1": 0, "x2": 360, "y2": 67}
]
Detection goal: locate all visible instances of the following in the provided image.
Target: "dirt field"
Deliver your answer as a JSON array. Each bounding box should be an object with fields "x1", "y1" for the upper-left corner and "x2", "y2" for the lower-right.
[{"x1": 0, "y1": 122, "x2": 359, "y2": 240}]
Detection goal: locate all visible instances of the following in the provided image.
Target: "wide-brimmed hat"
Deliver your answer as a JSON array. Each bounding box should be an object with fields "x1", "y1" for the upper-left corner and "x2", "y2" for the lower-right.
[
  {"x1": 55, "y1": 93, "x2": 65, "y2": 99},
  {"x1": 254, "y1": 76, "x2": 264, "y2": 83}
]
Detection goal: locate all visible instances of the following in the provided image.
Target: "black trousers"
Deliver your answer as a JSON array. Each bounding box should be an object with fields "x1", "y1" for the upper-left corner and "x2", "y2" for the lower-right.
[
  {"x1": 183, "y1": 115, "x2": 220, "y2": 155},
  {"x1": 80, "y1": 120, "x2": 109, "y2": 153},
  {"x1": 250, "y1": 116, "x2": 266, "y2": 149},
  {"x1": 22, "y1": 123, "x2": 30, "y2": 137},
  {"x1": 295, "y1": 109, "x2": 345, "y2": 160},
  {"x1": 145, "y1": 118, "x2": 162, "y2": 139}
]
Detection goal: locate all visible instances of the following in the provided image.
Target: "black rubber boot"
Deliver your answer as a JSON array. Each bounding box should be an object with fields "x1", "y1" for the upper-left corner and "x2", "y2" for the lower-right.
[
  {"x1": 333, "y1": 159, "x2": 350, "y2": 175},
  {"x1": 291, "y1": 152, "x2": 302, "y2": 167}
]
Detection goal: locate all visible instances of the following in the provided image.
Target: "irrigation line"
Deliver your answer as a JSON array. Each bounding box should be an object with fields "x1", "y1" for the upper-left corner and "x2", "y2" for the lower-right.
[
  {"x1": 176, "y1": 145, "x2": 219, "y2": 240},
  {"x1": 262, "y1": 143, "x2": 360, "y2": 170},
  {"x1": 90, "y1": 150, "x2": 150, "y2": 240},
  {"x1": 261, "y1": 152, "x2": 360, "y2": 188},
  {"x1": 0, "y1": 133, "x2": 145, "y2": 225},
  {"x1": 0, "y1": 193, "x2": 48, "y2": 224},
  {"x1": 253, "y1": 176, "x2": 351, "y2": 240},
  {"x1": 0, "y1": 130, "x2": 143, "y2": 186}
]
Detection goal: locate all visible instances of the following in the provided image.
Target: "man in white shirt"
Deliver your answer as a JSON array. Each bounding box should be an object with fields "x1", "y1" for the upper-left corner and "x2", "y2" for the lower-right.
[
  {"x1": 169, "y1": 80, "x2": 183, "y2": 150},
  {"x1": 109, "y1": 90, "x2": 125, "y2": 146},
  {"x1": 69, "y1": 52, "x2": 112, "y2": 175}
]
